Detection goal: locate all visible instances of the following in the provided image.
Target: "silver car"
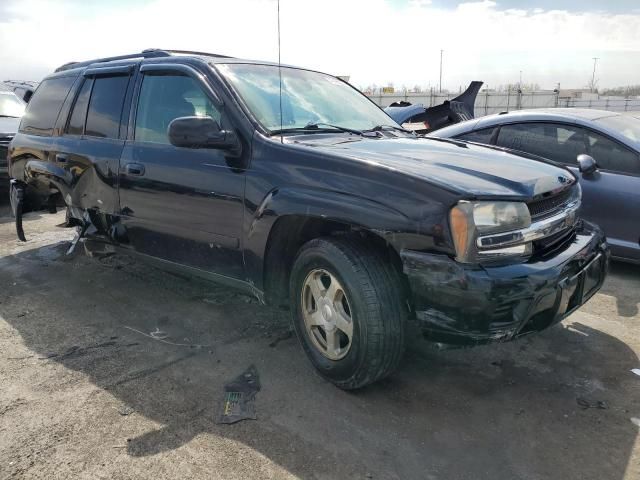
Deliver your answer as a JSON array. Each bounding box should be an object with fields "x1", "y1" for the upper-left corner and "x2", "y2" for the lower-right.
[{"x1": 431, "y1": 109, "x2": 640, "y2": 263}]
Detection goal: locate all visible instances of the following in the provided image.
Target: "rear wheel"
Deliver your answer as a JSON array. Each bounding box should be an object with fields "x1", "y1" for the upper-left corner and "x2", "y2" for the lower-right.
[{"x1": 289, "y1": 236, "x2": 406, "y2": 389}]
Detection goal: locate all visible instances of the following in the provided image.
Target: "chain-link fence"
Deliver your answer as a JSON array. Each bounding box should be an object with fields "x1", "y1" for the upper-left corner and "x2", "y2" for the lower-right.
[{"x1": 368, "y1": 90, "x2": 640, "y2": 115}]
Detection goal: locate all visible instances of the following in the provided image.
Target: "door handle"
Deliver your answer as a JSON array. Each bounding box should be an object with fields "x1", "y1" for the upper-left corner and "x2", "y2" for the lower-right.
[
  {"x1": 124, "y1": 163, "x2": 145, "y2": 176},
  {"x1": 55, "y1": 154, "x2": 68, "y2": 163}
]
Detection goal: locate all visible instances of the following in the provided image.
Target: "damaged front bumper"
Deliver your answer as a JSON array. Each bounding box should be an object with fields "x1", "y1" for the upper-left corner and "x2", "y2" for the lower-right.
[{"x1": 401, "y1": 221, "x2": 609, "y2": 345}]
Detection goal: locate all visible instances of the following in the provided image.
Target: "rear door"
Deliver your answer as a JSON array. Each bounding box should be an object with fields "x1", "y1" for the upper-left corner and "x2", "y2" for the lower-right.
[
  {"x1": 54, "y1": 65, "x2": 134, "y2": 214},
  {"x1": 117, "y1": 63, "x2": 245, "y2": 279},
  {"x1": 495, "y1": 122, "x2": 640, "y2": 260}
]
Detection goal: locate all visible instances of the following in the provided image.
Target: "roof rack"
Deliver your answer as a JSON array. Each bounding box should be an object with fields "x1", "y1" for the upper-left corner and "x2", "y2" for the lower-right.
[
  {"x1": 158, "y1": 49, "x2": 234, "y2": 59},
  {"x1": 54, "y1": 48, "x2": 234, "y2": 73}
]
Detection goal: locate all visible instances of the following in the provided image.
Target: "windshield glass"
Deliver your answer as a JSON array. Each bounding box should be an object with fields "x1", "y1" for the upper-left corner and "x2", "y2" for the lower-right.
[
  {"x1": 217, "y1": 64, "x2": 399, "y2": 133},
  {"x1": 0, "y1": 93, "x2": 26, "y2": 118},
  {"x1": 596, "y1": 114, "x2": 640, "y2": 143}
]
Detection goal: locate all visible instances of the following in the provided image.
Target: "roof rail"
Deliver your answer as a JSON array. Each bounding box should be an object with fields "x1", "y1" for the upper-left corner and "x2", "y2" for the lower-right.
[
  {"x1": 54, "y1": 49, "x2": 172, "y2": 73},
  {"x1": 158, "y1": 49, "x2": 234, "y2": 59}
]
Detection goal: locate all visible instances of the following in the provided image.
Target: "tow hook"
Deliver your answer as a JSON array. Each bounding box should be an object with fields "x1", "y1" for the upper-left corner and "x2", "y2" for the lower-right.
[{"x1": 9, "y1": 179, "x2": 26, "y2": 242}]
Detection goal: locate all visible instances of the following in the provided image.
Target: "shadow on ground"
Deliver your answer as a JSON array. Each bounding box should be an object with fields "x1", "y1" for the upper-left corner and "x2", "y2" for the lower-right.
[
  {"x1": 1, "y1": 241, "x2": 638, "y2": 479},
  {"x1": 600, "y1": 261, "x2": 640, "y2": 317}
]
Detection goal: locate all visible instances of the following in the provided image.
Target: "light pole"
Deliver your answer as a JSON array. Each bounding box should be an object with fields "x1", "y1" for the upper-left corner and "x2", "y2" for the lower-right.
[
  {"x1": 591, "y1": 57, "x2": 599, "y2": 93},
  {"x1": 439, "y1": 49, "x2": 443, "y2": 93},
  {"x1": 519, "y1": 70, "x2": 522, "y2": 89}
]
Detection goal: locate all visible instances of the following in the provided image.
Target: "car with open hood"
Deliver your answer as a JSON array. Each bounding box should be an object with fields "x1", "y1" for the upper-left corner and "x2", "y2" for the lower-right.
[{"x1": 8, "y1": 50, "x2": 608, "y2": 389}]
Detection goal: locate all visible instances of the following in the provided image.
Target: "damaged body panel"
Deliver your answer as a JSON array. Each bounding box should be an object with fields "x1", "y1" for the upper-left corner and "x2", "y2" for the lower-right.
[
  {"x1": 402, "y1": 221, "x2": 609, "y2": 344},
  {"x1": 8, "y1": 49, "x2": 608, "y2": 372}
]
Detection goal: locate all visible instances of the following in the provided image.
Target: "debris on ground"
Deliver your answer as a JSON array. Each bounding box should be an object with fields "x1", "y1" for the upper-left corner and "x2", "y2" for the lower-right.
[
  {"x1": 217, "y1": 365, "x2": 261, "y2": 424},
  {"x1": 576, "y1": 397, "x2": 608, "y2": 410},
  {"x1": 631, "y1": 418, "x2": 640, "y2": 427},
  {"x1": 150, "y1": 328, "x2": 169, "y2": 340},
  {"x1": 117, "y1": 405, "x2": 135, "y2": 416},
  {"x1": 123, "y1": 325, "x2": 210, "y2": 348},
  {"x1": 631, "y1": 368, "x2": 640, "y2": 377}
]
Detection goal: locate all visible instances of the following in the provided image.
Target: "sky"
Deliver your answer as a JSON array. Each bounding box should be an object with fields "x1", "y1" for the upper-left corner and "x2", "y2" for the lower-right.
[{"x1": 0, "y1": 0, "x2": 639, "y2": 91}]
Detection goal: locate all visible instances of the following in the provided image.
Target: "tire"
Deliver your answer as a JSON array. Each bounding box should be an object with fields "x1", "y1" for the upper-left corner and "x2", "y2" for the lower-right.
[{"x1": 289, "y1": 236, "x2": 406, "y2": 390}]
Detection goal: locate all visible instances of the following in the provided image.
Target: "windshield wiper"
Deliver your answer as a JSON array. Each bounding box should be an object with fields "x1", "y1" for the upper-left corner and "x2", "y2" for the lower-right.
[
  {"x1": 0, "y1": 115, "x2": 20, "y2": 118},
  {"x1": 365, "y1": 124, "x2": 415, "y2": 135},
  {"x1": 271, "y1": 122, "x2": 366, "y2": 136}
]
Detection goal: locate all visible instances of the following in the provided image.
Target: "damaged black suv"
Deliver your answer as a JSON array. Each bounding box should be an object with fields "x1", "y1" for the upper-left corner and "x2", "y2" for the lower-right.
[{"x1": 8, "y1": 49, "x2": 609, "y2": 389}]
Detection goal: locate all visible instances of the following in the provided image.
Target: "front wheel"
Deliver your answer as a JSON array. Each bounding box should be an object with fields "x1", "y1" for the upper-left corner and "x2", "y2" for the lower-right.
[{"x1": 289, "y1": 236, "x2": 406, "y2": 390}]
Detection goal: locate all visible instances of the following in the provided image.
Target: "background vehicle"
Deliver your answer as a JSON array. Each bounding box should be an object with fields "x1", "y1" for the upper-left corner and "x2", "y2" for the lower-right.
[
  {"x1": 8, "y1": 50, "x2": 608, "y2": 389},
  {"x1": 0, "y1": 90, "x2": 26, "y2": 194},
  {"x1": 384, "y1": 81, "x2": 482, "y2": 134},
  {"x1": 3, "y1": 80, "x2": 39, "y2": 103},
  {"x1": 432, "y1": 109, "x2": 640, "y2": 263}
]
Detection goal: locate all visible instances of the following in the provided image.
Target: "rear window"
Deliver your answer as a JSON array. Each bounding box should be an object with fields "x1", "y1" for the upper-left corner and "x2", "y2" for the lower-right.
[{"x1": 19, "y1": 76, "x2": 76, "y2": 136}]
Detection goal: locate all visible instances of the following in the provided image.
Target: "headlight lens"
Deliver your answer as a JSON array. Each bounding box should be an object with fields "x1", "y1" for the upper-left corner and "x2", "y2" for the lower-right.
[{"x1": 450, "y1": 201, "x2": 532, "y2": 263}]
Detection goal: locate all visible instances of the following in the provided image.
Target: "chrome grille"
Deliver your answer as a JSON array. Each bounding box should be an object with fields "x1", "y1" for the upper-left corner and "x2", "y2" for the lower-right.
[
  {"x1": 527, "y1": 186, "x2": 574, "y2": 220},
  {"x1": 0, "y1": 135, "x2": 12, "y2": 169}
]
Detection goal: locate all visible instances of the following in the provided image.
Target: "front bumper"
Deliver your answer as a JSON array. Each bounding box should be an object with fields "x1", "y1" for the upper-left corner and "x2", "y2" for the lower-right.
[{"x1": 401, "y1": 221, "x2": 609, "y2": 345}]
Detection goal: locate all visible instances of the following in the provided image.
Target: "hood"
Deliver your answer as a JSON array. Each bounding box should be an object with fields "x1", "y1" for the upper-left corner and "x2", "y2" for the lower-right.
[
  {"x1": 0, "y1": 116, "x2": 21, "y2": 136},
  {"x1": 289, "y1": 135, "x2": 574, "y2": 199}
]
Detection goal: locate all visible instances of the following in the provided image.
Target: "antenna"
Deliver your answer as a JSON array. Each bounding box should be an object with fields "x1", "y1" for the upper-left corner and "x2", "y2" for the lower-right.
[{"x1": 277, "y1": 0, "x2": 283, "y2": 143}]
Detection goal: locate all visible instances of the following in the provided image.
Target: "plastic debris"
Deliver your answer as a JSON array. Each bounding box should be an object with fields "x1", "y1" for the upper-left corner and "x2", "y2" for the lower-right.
[
  {"x1": 631, "y1": 368, "x2": 640, "y2": 377},
  {"x1": 149, "y1": 328, "x2": 169, "y2": 340},
  {"x1": 631, "y1": 418, "x2": 640, "y2": 427},
  {"x1": 217, "y1": 365, "x2": 261, "y2": 424}
]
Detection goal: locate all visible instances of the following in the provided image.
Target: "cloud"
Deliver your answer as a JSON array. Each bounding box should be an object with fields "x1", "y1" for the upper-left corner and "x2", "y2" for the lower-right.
[{"x1": 0, "y1": 0, "x2": 638, "y2": 89}]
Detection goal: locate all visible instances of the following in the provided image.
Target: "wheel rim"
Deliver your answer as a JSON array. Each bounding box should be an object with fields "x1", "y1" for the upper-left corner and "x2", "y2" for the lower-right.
[{"x1": 301, "y1": 268, "x2": 354, "y2": 360}]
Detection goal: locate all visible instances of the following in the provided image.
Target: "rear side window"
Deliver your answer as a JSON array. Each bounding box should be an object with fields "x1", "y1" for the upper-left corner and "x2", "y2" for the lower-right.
[
  {"x1": 19, "y1": 76, "x2": 76, "y2": 136},
  {"x1": 66, "y1": 78, "x2": 93, "y2": 136},
  {"x1": 85, "y1": 75, "x2": 130, "y2": 139},
  {"x1": 456, "y1": 127, "x2": 496, "y2": 144}
]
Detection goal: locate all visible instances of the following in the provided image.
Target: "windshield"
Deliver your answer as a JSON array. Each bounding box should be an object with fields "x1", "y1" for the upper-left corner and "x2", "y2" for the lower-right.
[
  {"x1": 217, "y1": 63, "x2": 399, "y2": 133},
  {"x1": 0, "y1": 93, "x2": 26, "y2": 118},
  {"x1": 596, "y1": 114, "x2": 640, "y2": 143}
]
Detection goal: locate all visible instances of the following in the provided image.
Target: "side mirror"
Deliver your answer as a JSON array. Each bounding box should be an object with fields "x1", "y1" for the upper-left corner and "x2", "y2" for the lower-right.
[
  {"x1": 168, "y1": 116, "x2": 241, "y2": 155},
  {"x1": 577, "y1": 154, "x2": 597, "y2": 175}
]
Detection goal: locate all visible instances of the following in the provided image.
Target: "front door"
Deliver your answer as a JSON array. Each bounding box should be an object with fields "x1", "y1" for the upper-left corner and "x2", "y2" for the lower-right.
[{"x1": 118, "y1": 66, "x2": 246, "y2": 279}]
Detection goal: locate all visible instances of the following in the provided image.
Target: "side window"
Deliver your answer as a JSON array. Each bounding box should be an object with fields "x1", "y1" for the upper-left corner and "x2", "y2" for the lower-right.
[
  {"x1": 66, "y1": 78, "x2": 93, "y2": 136},
  {"x1": 19, "y1": 76, "x2": 76, "y2": 136},
  {"x1": 135, "y1": 73, "x2": 221, "y2": 145},
  {"x1": 586, "y1": 131, "x2": 640, "y2": 175},
  {"x1": 456, "y1": 127, "x2": 496, "y2": 144},
  {"x1": 497, "y1": 123, "x2": 586, "y2": 164},
  {"x1": 85, "y1": 75, "x2": 130, "y2": 139}
]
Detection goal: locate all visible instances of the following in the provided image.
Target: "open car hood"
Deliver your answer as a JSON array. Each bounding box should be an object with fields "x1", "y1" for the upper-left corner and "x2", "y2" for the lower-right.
[{"x1": 384, "y1": 81, "x2": 483, "y2": 134}]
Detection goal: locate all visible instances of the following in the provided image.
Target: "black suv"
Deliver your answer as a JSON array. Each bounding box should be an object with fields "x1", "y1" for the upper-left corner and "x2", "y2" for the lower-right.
[{"x1": 8, "y1": 49, "x2": 609, "y2": 389}]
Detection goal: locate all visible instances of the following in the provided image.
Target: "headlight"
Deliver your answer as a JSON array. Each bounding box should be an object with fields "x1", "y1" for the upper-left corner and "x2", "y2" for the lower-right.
[{"x1": 449, "y1": 201, "x2": 532, "y2": 263}]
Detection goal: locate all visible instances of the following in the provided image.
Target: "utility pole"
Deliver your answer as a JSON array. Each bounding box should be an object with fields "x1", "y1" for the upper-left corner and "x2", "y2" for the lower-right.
[
  {"x1": 519, "y1": 70, "x2": 522, "y2": 89},
  {"x1": 439, "y1": 49, "x2": 443, "y2": 93},
  {"x1": 591, "y1": 57, "x2": 599, "y2": 93}
]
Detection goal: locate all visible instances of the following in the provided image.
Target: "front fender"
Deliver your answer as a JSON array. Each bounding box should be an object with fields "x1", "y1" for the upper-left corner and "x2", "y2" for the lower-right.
[
  {"x1": 244, "y1": 186, "x2": 441, "y2": 291},
  {"x1": 250, "y1": 186, "x2": 412, "y2": 236}
]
